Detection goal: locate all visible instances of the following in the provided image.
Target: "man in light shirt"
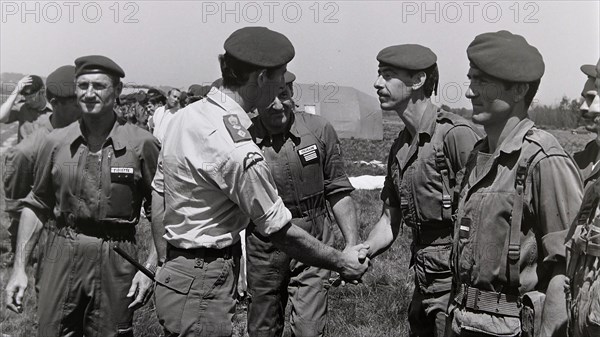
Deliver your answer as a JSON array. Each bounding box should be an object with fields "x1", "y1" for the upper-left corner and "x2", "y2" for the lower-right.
[
  {"x1": 151, "y1": 27, "x2": 370, "y2": 337},
  {"x1": 152, "y1": 88, "x2": 181, "y2": 143}
]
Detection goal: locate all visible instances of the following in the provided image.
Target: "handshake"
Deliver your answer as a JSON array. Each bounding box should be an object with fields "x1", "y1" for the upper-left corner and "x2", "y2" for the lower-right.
[{"x1": 332, "y1": 243, "x2": 371, "y2": 285}]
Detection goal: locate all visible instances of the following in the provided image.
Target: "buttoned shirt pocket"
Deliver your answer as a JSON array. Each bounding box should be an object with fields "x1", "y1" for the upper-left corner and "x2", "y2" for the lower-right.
[{"x1": 105, "y1": 148, "x2": 140, "y2": 220}]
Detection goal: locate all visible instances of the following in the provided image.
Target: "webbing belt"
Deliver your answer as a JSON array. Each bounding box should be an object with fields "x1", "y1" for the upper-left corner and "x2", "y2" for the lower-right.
[{"x1": 454, "y1": 285, "x2": 522, "y2": 317}]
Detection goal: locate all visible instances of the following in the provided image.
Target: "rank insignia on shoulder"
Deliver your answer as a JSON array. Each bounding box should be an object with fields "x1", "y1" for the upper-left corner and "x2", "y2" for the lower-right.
[
  {"x1": 223, "y1": 114, "x2": 251, "y2": 142},
  {"x1": 297, "y1": 144, "x2": 320, "y2": 166},
  {"x1": 243, "y1": 152, "x2": 264, "y2": 171}
]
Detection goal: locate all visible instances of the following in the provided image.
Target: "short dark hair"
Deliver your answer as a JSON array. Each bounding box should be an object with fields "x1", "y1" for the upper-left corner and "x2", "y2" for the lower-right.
[
  {"x1": 501, "y1": 79, "x2": 540, "y2": 109},
  {"x1": 219, "y1": 53, "x2": 279, "y2": 89},
  {"x1": 167, "y1": 88, "x2": 181, "y2": 96},
  {"x1": 407, "y1": 64, "x2": 439, "y2": 97}
]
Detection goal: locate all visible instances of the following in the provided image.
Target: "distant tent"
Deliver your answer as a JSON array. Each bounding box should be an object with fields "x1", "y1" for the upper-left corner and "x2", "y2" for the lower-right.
[{"x1": 293, "y1": 83, "x2": 383, "y2": 140}]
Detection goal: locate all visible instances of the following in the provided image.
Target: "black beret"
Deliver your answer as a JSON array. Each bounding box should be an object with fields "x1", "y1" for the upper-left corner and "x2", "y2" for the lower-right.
[
  {"x1": 284, "y1": 71, "x2": 296, "y2": 84},
  {"x1": 467, "y1": 30, "x2": 544, "y2": 82},
  {"x1": 581, "y1": 64, "x2": 598, "y2": 79},
  {"x1": 46, "y1": 65, "x2": 76, "y2": 98},
  {"x1": 147, "y1": 88, "x2": 165, "y2": 98},
  {"x1": 224, "y1": 27, "x2": 295, "y2": 68},
  {"x1": 21, "y1": 75, "x2": 44, "y2": 95},
  {"x1": 74, "y1": 55, "x2": 125, "y2": 78},
  {"x1": 377, "y1": 44, "x2": 437, "y2": 70}
]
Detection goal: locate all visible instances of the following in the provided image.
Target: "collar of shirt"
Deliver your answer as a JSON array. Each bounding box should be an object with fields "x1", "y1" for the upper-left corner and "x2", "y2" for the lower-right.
[
  {"x1": 205, "y1": 88, "x2": 252, "y2": 130},
  {"x1": 251, "y1": 111, "x2": 300, "y2": 146},
  {"x1": 416, "y1": 100, "x2": 439, "y2": 140},
  {"x1": 66, "y1": 113, "x2": 128, "y2": 151}
]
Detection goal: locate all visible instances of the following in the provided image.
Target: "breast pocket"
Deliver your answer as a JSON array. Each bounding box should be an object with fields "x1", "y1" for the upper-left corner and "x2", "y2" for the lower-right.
[{"x1": 107, "y1": 167, "x2": 135, "y2": 218}]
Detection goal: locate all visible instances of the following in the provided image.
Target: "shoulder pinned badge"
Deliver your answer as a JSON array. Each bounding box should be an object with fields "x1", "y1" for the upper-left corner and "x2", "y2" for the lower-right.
[
  {"x1": 243, "y1": 152, "x2": 264, "y2": 171},
  {"x1": 223, "y1": 114, "x2": 251, "y2": 142}
]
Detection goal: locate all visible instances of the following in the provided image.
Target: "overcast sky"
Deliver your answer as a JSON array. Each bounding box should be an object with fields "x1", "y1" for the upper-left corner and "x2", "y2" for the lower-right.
[{"x1": 1, "y1": 0, "x2": 598, "y2": 108}]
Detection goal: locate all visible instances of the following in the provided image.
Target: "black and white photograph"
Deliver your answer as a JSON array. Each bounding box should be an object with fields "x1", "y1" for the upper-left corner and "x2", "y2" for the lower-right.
[{"x1": 1, "y1": 1, "x2": 599, "y2": 336}]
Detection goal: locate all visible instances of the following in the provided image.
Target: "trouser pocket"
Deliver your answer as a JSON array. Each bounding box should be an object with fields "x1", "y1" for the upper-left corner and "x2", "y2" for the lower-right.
[
  {"x1": 414, "y1": 244, "x2": 452, "y2": 294},
  {"x1": 154, "y1": 260, "x2": 196, "y2": 335}
]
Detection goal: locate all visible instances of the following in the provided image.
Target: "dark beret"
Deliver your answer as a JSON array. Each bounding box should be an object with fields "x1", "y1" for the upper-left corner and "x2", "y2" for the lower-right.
[
  {"x1": 224, "y1": 27, "x2": 295, "y2": 68},
  {"x1": 581, "y1": 64, "x2": 598, "y2": 79},
  {"x1": 467, "y1": 30, "x2": 544, "y2": 82},
  {"x1": 46, "y1": 65, "x2": 76, "y2": 98},
  {"x1": 21, "y1": 75, "x2": 44, "y2": 95},
  {"x1": 74, "y1": 55, "x2": 125, "y2": 78},
  {"x1": 284, "y1": 71, "x2": 296, "y2": 84},
  {"x1": 147, "y1": 88, "x2": 165, "y2": 98},
  {"x1": 188, "y1": 84, "x2": 204, "y2": 97},
  {"x1": 377, "y1": 44, "x2": 437, "y2": 70}
]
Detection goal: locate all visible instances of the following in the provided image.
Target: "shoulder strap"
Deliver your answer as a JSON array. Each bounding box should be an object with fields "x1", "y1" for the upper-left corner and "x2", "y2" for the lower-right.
[
  {"x1": 435, "y1": 146, "x2": 453, "y2": 222},
  {"x1": 506, "y1": 158, "x2": 529, "y2": 287}
]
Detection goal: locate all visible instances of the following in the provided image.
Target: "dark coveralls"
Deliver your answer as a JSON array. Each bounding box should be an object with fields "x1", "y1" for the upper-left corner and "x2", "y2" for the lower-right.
[
  {"x1": 246, "y1": 112, "x2": 354, "y2": 337},
  {"x1": 21, "y1": 117, "x2": 159, "y2": 337},
  {"x1": 380, "y1": 104, "x2": 480, "y2": 337}
]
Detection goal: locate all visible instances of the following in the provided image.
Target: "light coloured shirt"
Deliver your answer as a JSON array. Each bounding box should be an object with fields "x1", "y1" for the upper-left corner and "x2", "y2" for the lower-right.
[
  {"x1": 152, "y1": 88, "x2": 292, "y2": 249},
  {"x1": 152, "y1": 105, "x2": 179, "y2": 143}
]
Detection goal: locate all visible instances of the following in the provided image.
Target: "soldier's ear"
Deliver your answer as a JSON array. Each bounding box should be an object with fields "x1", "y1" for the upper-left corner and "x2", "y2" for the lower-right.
[
  {"x1": 513, "y1": 83, "x2": 529, "y2": 103},
  {"x1": 256, "y1": 69, "x2": 268, "y2": 88},
  {"x1": 411, "y1": 71, "x2": 426, "y2": 90}
]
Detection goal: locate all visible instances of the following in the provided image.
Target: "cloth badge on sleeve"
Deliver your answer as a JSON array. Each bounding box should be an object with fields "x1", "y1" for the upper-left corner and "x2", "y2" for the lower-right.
[
  {"x1": 243, "y1": 152, "x2": 264, "y2": 171},
  {"x1": 223, "y1": 114, "x2": 251, "y2": 143},
  {"x1": 297, "y1": 144, "x2": 320, "y2": 166},
  {"x1": 111, "y1": 167, "x2": 134, "y2": 183}
]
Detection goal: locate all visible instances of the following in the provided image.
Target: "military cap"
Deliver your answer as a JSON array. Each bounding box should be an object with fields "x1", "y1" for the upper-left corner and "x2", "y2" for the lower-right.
[
  {"x1": 581, "y1": 64, "x2": 598, "y2": 78},
  {"x1": 224, "y1": 27, "x2": 295, "y2": 68},
  {"x1": 467, "y1": 30, "x2": 544, "y2": 82},
  {"x1": 46, "y1": 65, "x2": 76, "y2": 98},
  {"x1": 188, "y1": 84, "x2": 203, "y2": 96},
  {"x1": 147, "y1": 88, "x2": 165, "y2": 98},
  {"x1": 284, "y1": 71, "x2": 296, "y2": 84},
  {"x1": 74, "y1": 55, "x2": 125, "y2": 78},
  {"x1": 21, "y1": 75, "x2": 44, "y2": 95},
  {"x1": 377, "y1": 44, "x2": 437, "y2": 70}
]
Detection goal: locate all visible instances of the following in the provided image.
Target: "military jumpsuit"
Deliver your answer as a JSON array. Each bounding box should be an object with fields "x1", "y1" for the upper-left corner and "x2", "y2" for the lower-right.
[
  {"x1": 22, "y1": 117, "x2": 159, "y2": 337},
  {"x1": 380, "y1": 103, "x2": 480, "y2": 337},
  {"x1": 246, "y1": 112, "x2": 355, "y2": 337},
  {"x1": 448, "y1": 119, "x2": 583, "y2": 336}
]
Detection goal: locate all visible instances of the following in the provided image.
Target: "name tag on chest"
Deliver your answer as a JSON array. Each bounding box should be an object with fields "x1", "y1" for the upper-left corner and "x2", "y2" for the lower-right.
[
  {"x1": 297, "y1": 144, "x2": 320, "y2": 166},
  {"x1": 111, "y1": 167, "x2": 134, "y2": 183}
]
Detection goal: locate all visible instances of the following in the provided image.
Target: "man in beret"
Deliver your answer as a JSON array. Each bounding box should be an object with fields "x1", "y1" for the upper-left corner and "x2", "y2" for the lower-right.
[
  {"x1": 2, "y1": 65, "x2": 81, "y2": 266},
  {"x1": 357, "y1": 44, "x2": 481, "y2": 336},
  {"x1": 152, "y1": 88, "x2": 181, "y2": 143},
  {"x1": 445, "y1": 31, "x2": 582, "y2": 337},
  {"x1": 245, "y1": 71, "x2": 359, "y2": 337},
  {"x1": 0, "y1": 74, "x2": 52, "y2": 143},
  {"x1": 565, "y1": 58, "x2": 600, "y2": 337},
  {"x1": 151, "y1": 27, "x2": 369, "y2": 336},
  {"x1": 573, "y1": 60, "x2": 600, "y2": 185},
  {"x1": 5, "y1": 55, "x2": 160, "y2": 337}
]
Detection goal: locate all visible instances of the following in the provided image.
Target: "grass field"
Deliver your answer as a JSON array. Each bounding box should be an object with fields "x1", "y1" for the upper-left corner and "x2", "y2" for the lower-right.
[{"x1": 0, "y1": 111, "x2": 595, "y2": 336}]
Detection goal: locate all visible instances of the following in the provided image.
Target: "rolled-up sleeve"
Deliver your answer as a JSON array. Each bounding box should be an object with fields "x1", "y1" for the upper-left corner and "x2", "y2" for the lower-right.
[
  {"x1": 152, "y1": 148, "x2": 165, "y2": 194},
  {"x1": 321, "y1": 121, "x2": 354, "y2": 197},
  {"x1": 140, "y1": 135, "x2": 160, "y2": 218},
  {"x1": 531, "y1": 155, "x2": 583, "y2": 263},
  {"x1": 218, "y1": 143, "x2": 292, "y2": 236}
]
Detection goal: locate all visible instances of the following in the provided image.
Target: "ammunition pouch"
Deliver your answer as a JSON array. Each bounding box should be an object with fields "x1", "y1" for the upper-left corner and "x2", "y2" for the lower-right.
[{"x1": 452, "y1": 285, "x2": 546, "y2": 336}]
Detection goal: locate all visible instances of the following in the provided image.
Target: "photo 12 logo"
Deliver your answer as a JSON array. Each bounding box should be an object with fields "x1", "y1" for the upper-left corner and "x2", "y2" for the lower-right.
[
  {"x1": 1, "y1": 1, "x2": 141, "y2": 23},
  {"x1": 201, "y1": 1, "x2": 340, "y2": 24},
  {"x1": 401, "y1": 1, "x2": 540, "y2": 24}
]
